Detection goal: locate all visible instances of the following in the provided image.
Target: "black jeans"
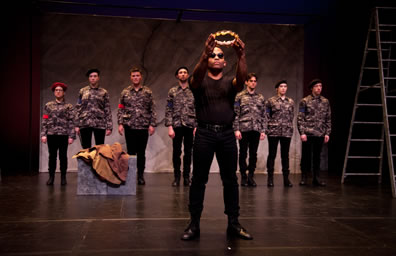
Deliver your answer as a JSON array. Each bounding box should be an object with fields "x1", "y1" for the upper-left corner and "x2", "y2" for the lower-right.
[
  {"x1": 300, "y1": 136, "x2": 324, "y2": 178},
  {"x1": 238, "y1": 131, "x2": 260, "y2": 174},
  {"x1": 47, "y1": 135, "x2": 69, "y2": 175},
  {"x1": 80, "y1": 128, "x2": 105, "y2": 149},
  {"x1": 125, "y1": 128, "x2": 149, "y2": 175},
  {"x1": 267, "y1": 136, "x2": 291, "y2": 175},
  {"x1": 189, "y1": 127, "x2": 239, "y2": 219},
  {"x1": 172, "y1": 126, "x2": 194, "y2": 178}
]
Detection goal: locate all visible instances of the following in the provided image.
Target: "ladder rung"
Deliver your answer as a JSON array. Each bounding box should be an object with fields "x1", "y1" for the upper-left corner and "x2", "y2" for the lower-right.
[
  {"x1": 379, "y1": 24, "x2": 396, "y2": 27},
  {"x1": 353, "y1": 121, "x2": 383, "y2": 124},
  {"x1": 348, "y1": 156, "x2": 381, "y2": 159},
  {"x1": 391, "y1": 134, "x2": 396, "y2": 137},
  {"x1": 367, "y1": 48, "x2": 390, "y2": 51},
  {"x1": 383, "y1": 59, "x2": 396, "y2": 62},
  {"x1": 363, "y1": 67, "x2": 379, "y2": 70},
  {"x1": 385, "y1": 77, "x2": 396, "y2": 80},
  {"x1": 356, "y1": 104, "x2": 382, "y2": 107},
  {"x1": 381, "y1": 41, "x2": 396, "y2": 44},
  {"x1": 350, "y1": 139, "x2": 383, "y2": 142},
  {"x1": 387, "y1": 96, "x2": 396, "y2": 99},
  {"x1": 360, "y1": 86, "x2": 381, "y2": 89},
  {"x1": 388, "y1": 115, "x2": 396, "y2": 118},
  {"x1": 370, "y1": 29, "x2": 392, "y2": 32},
  {"x1": 344, "y1": 173, "x2": 381, "y2": 176}
]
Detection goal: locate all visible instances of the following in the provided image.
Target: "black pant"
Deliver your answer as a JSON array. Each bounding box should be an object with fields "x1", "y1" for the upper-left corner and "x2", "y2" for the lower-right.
[
  {"x1": 267, "y1": 136, "x2": 291, "y2": 175},
  {"x1": 172, "y1": 126, "x2": 194, "y2": 178},
  {"x1": 189, "y1": 127, "x2": 239, "y2": 219},
  {"x1": 238, "y1": 131, "x2": 260, "y2": 174},
  {"x1": 125, "y1": 128, "x2": 149, "y2": 175},
  {"x1": 80, "y1": 128, "x2": 105, "y2": 149},
  {"x1": 301, "y1": 136, "x2": 324, "y2": 178},
  {"x1": 47, "y1": 135, "x2": 69, "y2": 175}
]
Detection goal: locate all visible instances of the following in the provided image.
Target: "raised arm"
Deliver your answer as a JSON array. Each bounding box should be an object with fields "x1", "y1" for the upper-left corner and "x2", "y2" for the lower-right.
[
  {"x1": 190, "y1": 34, "x2": 216, "y2": 89},
  {"x1": 232, "y1": 37, "x2": 247, "y2": 92}
]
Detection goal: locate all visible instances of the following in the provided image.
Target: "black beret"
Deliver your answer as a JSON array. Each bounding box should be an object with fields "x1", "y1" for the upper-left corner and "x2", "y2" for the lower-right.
[
  {"x1": 275, "y1": 80, "x2": 287, "y2": 88},
  {"x1": 86, "y1": 68, "x2": 100, "y2": 77},
  {"x1": 308, "y1": 79, "x2": 322, "y2": 89},
  {"x1": 175, "y1": 66, "x2": 189, "y2": 76}
]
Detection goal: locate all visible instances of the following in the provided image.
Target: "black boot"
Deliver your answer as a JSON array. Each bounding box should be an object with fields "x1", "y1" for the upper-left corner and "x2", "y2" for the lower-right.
[
  {"x1": 183, "y1": 176, "x2": 190, "y2": 187},
  {"x1": 313, "y1": 170, "x2": 326, "y2": 186},
  {"x1": 137, "y1": 170, "x2": 145, "y2": 185},
  {"x1": 267, "y1": 172, "x2": 274, "y2": 187},
  {"x1": 299, "y1": 172, "x2": 307, "y2": 186},
  {"x1": 227, "y1": 217, "x2": 253, "y2": 240},
  {"x1": 61, "y1": 174, "x2": 67, "y2": 186},
  {"x1": 181, "y1": 219, "x2": 200, "y2": 241},
  {"x1": 46, "y1": 173, "x2": 55, "y2": 186},
  {"x1": 172, "y1": 175, "x2": 180, "y2": 187},
  {"x1": 240, "y1": 171, "x2": 248, "y2": 187},
  {"x1": 247, "y1": 172, "x2": 256, "y2": 187},
  {"x1": 283, "y1": 171, "x2": 293, "y2": 187}
]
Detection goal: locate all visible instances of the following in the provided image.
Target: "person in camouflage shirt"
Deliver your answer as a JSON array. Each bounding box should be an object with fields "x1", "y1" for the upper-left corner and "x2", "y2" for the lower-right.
[
  {"x1": 118, "y1": 67, "x2": 157, "y2": 185},
  {"x1": 233, "y1": 73, "x2": 266, "y2": 187},
  {"x1": 165, "y1": 66, "x2": 196, "y2": 187},
  {"x1": 74, "y1": 68, "x2": 113, "y2": 149},
  {"x1": 265, "y1": 80, "x2": 295, "y2": 187},
  {"x1": 41, "y1": 82, "x2": 76, "y2": 186},
  {"x1": 297, "y1": 79, "x2": 331, "y2": 186}
]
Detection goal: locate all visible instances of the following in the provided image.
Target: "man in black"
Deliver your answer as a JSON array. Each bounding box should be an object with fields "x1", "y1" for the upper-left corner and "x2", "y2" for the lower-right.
[{"x1": 181, "y1": 34, "x2": 253, "y2": 241}]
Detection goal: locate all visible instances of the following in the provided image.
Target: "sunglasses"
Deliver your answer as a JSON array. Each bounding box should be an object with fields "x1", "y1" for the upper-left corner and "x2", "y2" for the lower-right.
[{"x1": 209, "y1": 53, "x2": 224, "y2": 59}]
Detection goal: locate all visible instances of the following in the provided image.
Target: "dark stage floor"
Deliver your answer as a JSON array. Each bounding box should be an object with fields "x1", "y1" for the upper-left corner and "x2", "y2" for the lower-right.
[{"x1": 0, "y1": 173, "x2": 395, "y2": 256}]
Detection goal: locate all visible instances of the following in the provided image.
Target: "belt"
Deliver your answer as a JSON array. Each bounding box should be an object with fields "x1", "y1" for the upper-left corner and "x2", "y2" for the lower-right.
[{"x1": 198, "y1": 122, "x2": 232, "y2": 132}]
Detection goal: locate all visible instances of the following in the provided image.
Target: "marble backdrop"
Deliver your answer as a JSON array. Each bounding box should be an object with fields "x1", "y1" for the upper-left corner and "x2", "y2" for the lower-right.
[{"x1": 39, "y1": 13, "x2": 304, "y2": 173}]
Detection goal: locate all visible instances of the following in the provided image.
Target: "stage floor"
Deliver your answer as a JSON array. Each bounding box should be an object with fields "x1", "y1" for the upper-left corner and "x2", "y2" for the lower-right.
[{"x1": 0, "y1": 173, "x2": 395, "y2": 256}]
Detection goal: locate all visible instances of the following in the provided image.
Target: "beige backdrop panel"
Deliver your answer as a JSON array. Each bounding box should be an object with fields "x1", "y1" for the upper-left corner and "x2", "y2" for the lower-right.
[{"x1": 39, "y1": 13, "x2": 304, "y2": 173}]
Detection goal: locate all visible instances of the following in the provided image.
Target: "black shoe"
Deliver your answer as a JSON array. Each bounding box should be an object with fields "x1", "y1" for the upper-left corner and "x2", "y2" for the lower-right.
[
  {"x1": 299, "y1": 176, "x2": 307, "y2": 186},
  {"x1": 267, "y1": 175, "x2": 274, "y2": 187},
  {"x1": 172, "y1": 178, "x2": 180, "y2": 187},
  {"x1": 248, "y1": 176, "x2": 257, "y2": 187},
  {"x1": 283, "y1": 177, "x2": 293, "y2": 187},
  {"x1": 61, "y1": 175, "x2": 67, "y2": 186},
  {"x1": 138, "y1": 177, "x2": 146, "y2": 185},
  {"x1": 181, "y1": 223, "x2": 200, "y2": 241},
  {"x1": 312, "y1": 179, "x2": 326, "y2": 187},
  {"x1": 183, "y1": 177, "x2": 190, "y2": 187},
  {"x1": 227, "y1": 223, "x2": 253, "y2": 240},
  {"x1": 240, "y1": 174, "x2": 248, "y2": 187},
  {"x1": 46, "y1": 176, "x2": 54, "y2": 186}
]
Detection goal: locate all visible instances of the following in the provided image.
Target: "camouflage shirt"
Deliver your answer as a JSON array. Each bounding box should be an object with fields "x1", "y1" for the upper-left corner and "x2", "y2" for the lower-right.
[
  {"x1": 74, "y1": 85, "x2": 113, "y2": 130},
  {"x1": 165, "y1": 85, "x2": 196, "y2": 128},
  {"x1": 233, "y1": 89, "x2": 266, "y2": 133},
  {"x1": 265, "y1": 95, "x2": 295, "y2": 137},
  {"x1": 41, "y1": 100, "x2": 76, "y2": 139},
  {"x1": 117, "y1": 85, "x2": 157, "y2": 129},
  {"x1": 297, "y1": 94, "x2": 331, "y2": 137}
]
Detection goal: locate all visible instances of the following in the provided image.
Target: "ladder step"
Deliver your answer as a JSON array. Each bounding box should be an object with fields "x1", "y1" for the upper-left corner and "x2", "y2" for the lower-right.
[
  {"x1": 356, "y1": 103, "x2": 382, "y2": 107},
  {"x1": 353, "y1": 121, "x2": 383, "y2": 124},
  {"x1": 348, "y1": 156, "x2": 381, "y2": 159},
  {"x1": 379, "y1": 24, "x2": 396, "y2": 27},
  {"x1": 383, "y1": 59, "x2": 396, "y2": 62},
  {"x1": 385, "y1": 77, "x2": 396, "y2": 80},
  {"x1": 391, "y1": 134, "x2": 396, "y2": 137},
  {"x1": 360, "y1": 86, "x2": 381, "y2": 88},
  {"x1": 381, "y1": 41, "x2": 396, "y2": 44},
  {"x1": 387, "y1": 96, "x2": 396, "y2": 99},
  {"x1": 367, "y1": 48, "x2": 390, "y2": 51},
  {"x1": 350, "y1": 139, "x2": 383, "y2": 142},
  {"x1": 388, "y1": 115, "x2": 396, "y2": 118},
  {"x1": 363, "y1": 67, "x2": 379, "y2": 70},
  {"x1": 370, "y1": 29, "x2": 392, "y2": 32},
  {"x1": 344, "y1": 173, "x2": 381, "y2": 176}
]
